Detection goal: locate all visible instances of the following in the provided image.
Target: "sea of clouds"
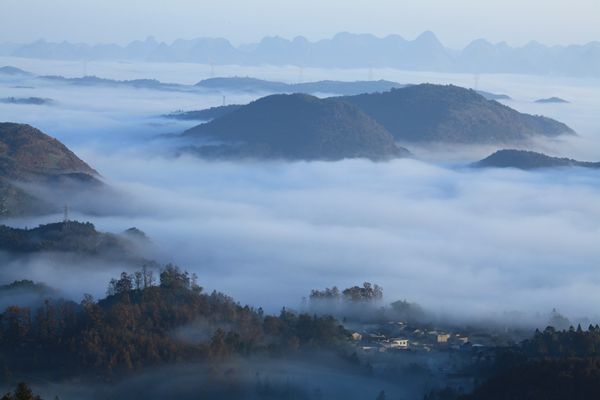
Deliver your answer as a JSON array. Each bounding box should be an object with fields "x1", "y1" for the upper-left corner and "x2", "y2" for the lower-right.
[{"x1": 1, "y1": 57, "x2": 600, "y2": 324}]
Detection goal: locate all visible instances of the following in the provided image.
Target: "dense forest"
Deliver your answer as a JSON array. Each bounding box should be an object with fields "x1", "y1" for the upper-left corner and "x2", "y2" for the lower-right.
[
  {"x1": 424, "y1": 326, "x2": 600, "y2": 400},
  {"x1": 0, "y1": 264, "x2": 348, "y2": 381},
  {"x1": 3, "y1": 263, "x2": 600, "y2": 398},
  {"x1": 0, "y1": 222, "x2": 141, "y2": 255}
]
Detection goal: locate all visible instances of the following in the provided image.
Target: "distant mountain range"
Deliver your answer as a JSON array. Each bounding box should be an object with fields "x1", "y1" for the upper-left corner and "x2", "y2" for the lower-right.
[
  {"x1": 41, "y1": 74, "x2": 184, "y2": 90},
  {"x1": 0, "y1": 67, "x2": 512, "y2": 101},
  {"x1": 195, "y1": 77, "x2": 407, "y2": 95},
  {"x1": 193, "y1": 77, "x2": 510, "y2": 99},
  {"x1": 183, "y1": 93, "x2": 410, "y2": 161},
  {"x1": 474, "y1": 149, "x2": 600, "y2": 170},
  {"x1": 0, "y1": 123, "x2": 101, "y2": 216},
  {"x1": 2, "y1": 32, "x2": 599, "y2": 77},
  {"x1": 179, "y1": 84, "x2": 574, "y2": 159}
]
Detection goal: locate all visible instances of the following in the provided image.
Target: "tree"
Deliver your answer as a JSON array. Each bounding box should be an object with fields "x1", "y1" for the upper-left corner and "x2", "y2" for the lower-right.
[
  {"x1": 142, "y1": 263, "x2": 155, "y2": 288},
  {"x1": 80, "y1": 293, "x2": 95, "y2": 309},
  {"x1": 114, "y1": 272, "x2": 133, "y2": 294},
  {"x1": 4, "y1": 306, "x2": 31, "y2": 341},
  {"x1": 190, "y1": 273, "x2": 202, "y2": 293},
  {"x1": 106, "y1": 272, "x2": 134, "y2": 296},
  {"x1": 159, "y1": 264, "x2": 190, "y2": 290},
  {"x1": 134, "y1": 271, "x2": 143, "y2": 290},
  {"x1": 310, "y1": 286, "x2": 340, "y2": 300},
  {"x1": 1, "y1": 382, "x2": 42, "y2": 400},
  {"x1": 106, "y1": 278, "x2": 117, "y2": 296},
  {"x1": 342, "y1": 282, "x2": 383, "y2": 302}
]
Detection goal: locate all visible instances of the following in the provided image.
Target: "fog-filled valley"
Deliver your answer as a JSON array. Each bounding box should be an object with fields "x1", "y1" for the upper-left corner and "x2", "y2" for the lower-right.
[
  {"x1": 2, "y1": 57, "x2": 599, "y2": 314},
  {"x1": 1, "y1": 41, "x2": 600, "y2": 399}
]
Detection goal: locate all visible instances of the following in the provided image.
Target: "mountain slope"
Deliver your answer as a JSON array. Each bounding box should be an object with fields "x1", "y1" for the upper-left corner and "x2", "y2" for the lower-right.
[
  {"x1": 338, "y1": 84, "x2": 575, "y2": 143},
  {"x1": 474, "y1": 149, "x2": 600, "y2": 170},
  {"x1": 0, "y1": 123, "x2": 100, "y2": 216},
  {"x1": 0, "y1": 123, "x2": 97, "y2": 179},
  {"x1": 183, "y1": 94, "x2": 410, "y2": 161}
]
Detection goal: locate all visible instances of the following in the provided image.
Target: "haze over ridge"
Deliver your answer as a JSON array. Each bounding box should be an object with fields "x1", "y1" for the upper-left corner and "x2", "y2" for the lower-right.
[{"x1": 2, "y1": 31, "x2": 600, "y2": 77}]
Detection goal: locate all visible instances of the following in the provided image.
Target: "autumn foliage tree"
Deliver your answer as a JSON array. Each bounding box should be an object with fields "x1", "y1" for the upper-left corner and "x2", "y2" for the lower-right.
[{"x1": 0, "y1": 264, "x2": 348, "y2": 377}]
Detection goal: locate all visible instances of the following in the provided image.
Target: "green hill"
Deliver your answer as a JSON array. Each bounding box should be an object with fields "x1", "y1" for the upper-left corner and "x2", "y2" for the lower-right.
[
  {"x1": 183, "y1": 93, "x2": 410, "y2": 161},
  {"x1": 338, "y1": 84, "x2": 575, "y2": 143}
]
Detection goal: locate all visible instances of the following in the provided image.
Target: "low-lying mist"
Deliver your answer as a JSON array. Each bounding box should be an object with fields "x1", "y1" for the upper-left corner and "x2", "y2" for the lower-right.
[
  {"x1": 5, "y1": 152, "x2": 600, "y2": 325},
  {"x1": 23, "y1": 356, "x2": 425, "y2": 400}
]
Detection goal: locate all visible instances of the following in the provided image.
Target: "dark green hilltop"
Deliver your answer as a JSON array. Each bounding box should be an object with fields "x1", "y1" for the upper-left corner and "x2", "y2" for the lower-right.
[
  {"x1": 474, "y1": 149, "x2": 600, "y2": 170},
  {"x1": 178, "y1": 84, "x2": 574, "y2": 160},
  {"x1": 183, "y1": 93, "x2": 411, "y2": 161}
]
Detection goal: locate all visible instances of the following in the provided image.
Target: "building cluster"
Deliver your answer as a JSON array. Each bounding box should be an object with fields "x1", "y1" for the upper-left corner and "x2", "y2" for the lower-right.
[{"x1": 350, "y1": 321, "x2": 495, "y2": 354}]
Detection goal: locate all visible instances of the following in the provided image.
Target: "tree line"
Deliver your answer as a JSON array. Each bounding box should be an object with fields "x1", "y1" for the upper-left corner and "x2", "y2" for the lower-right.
[{"x1": 0, "y1": 264, "x2": 349, "y2": 379}]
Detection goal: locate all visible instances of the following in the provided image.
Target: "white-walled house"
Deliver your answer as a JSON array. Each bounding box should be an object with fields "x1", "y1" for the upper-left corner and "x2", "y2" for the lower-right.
[{"x1": 389, "y1": 338, "x2": 409, "y2": 349}]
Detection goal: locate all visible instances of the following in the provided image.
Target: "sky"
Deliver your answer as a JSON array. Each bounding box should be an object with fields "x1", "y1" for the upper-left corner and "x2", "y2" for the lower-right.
[{"x1": 1, "y1": 0, "x2": 599, "y2": 48}]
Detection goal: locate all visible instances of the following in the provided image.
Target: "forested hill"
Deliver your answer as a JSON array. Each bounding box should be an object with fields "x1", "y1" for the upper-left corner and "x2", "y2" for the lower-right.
[
  {"x1": 0, "y1": 221, "x2": 150, "y2": 263},
  {"x1": 183, "y1": 93, "x2": 410, "y2": 161},
  {"x1": 0, "y1": 264, "x2": 348, "y2": 377},
  {"x1": 337, "y1": 84, "x2": 575, "y2": 144},
  {"x1": 0, "y1": 123, "x2": 97, "y2": 179},
  {"x1": 456, "y1": 326, "x2": 600, "y2": 400},
  {"x1": 474, "y1": 149, "x2": 600, "y2": 170},
  {"x1": 0, "y1": 123, "x2": 102, "y2": 217},
  {"x1": 176, "y1": 84, "x2": 573, "y2": 150}
]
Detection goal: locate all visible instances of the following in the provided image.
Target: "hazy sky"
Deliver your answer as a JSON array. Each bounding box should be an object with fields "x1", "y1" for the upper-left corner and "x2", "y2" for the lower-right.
[{"x1": 1, "y1": 0, "x2": 599, "y2": 48}]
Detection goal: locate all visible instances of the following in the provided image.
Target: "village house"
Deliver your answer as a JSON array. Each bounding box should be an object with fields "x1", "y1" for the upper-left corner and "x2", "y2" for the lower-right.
[
  {"x1": 436, "y1": 333, "x2": 451, "y2": 343},
  {"x1": 389, "y1": 338, "x2": 409, "y2": 349}
]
